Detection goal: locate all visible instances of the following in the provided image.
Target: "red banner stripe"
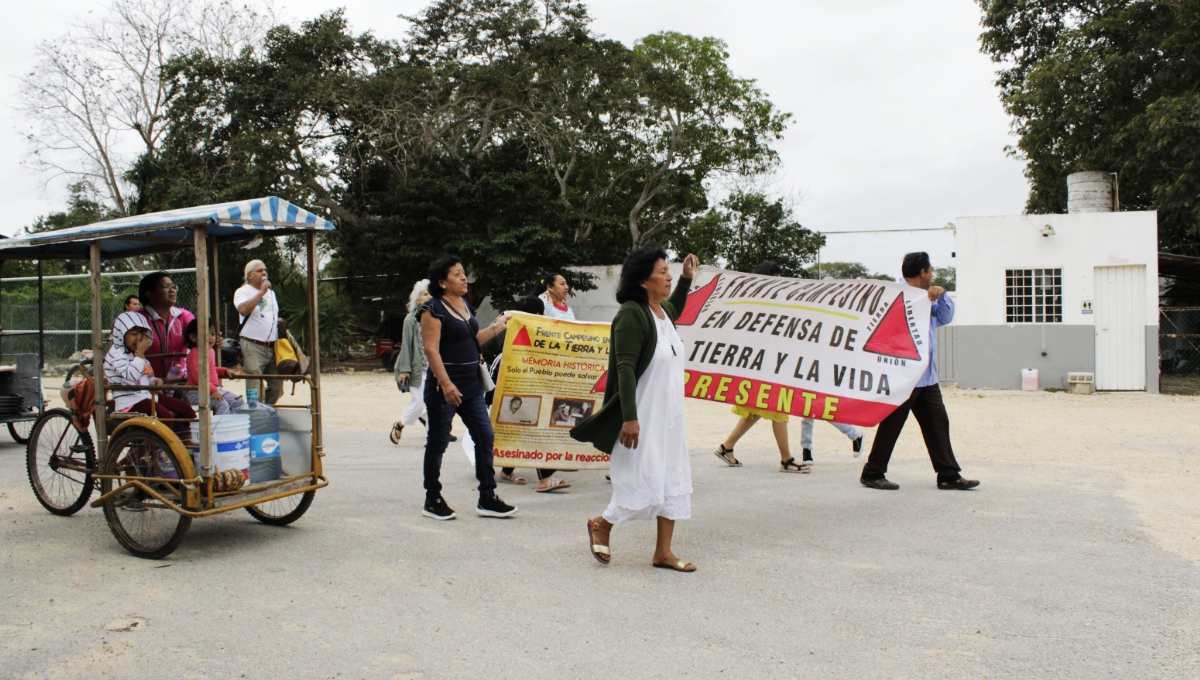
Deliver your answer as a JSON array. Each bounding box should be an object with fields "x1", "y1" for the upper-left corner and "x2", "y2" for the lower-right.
[{"x1": 683, "y1": 370, "x2": 900, "y2": 427}]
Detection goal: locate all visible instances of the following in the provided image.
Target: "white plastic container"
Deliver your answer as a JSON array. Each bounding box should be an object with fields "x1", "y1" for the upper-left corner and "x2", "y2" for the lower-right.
[
  {"x1": 1021, "y1": 368, "x2": 1040, "y2": 391},
  {"x1": 189, "y1": 414, "x2": 251, "y2": 482},
  {"x1": 277, "y1": 408, "x2": 313, "y2": 477}
]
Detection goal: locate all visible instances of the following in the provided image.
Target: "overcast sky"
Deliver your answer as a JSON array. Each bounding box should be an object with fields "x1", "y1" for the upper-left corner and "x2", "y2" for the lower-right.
[{"x1": 0, "y1": 0, "x2": 1029, "y2": 278}]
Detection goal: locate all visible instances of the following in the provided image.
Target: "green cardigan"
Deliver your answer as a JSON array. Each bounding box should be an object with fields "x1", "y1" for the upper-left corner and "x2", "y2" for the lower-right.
[{"x1": 570, "y1": 276, "x2": 691, "y2": 454}]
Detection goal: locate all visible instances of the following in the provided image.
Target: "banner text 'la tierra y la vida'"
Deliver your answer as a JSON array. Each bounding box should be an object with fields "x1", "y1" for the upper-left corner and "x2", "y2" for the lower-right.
[
  {"x1": 490, "y1": 312, "x2": 613, "y2": 470},
  {"x1": 676, "y1": 265, "x2": 933, "y2": 427}
]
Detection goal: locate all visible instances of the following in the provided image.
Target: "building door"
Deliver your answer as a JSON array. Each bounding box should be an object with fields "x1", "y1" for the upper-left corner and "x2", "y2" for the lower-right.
[{"x1": 1094, "y1": 265, "x2": 1146, "y2": 390}]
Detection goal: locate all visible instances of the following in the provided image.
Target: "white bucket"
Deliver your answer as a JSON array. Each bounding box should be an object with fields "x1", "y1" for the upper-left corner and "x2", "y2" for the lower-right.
[
  {"x1": 1021, "y1": 368, "x2": 1039, "y2": 391},
  {"x1": 189, "y1": 414, "x2": 251, "y2": 482}
]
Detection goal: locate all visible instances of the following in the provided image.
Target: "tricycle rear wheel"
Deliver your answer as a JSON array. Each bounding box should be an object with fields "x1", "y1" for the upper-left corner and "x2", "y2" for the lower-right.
[
  {"x1": 100, "y1": 428, "x2": 192, "y2": 559},
  {"x1": 26, "y1": 408, "x2": 95, "y2": 516},
  {"x1": 246, "y1": 490, "x2": 315, "y2": 526}
]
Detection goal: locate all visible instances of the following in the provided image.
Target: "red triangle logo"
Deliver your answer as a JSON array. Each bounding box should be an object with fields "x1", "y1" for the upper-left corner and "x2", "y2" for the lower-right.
[
  {"x1": 676, "y1": 275, "x2": 719, "y2": 326},
  {"x1": 511, "y1": 325, "x2": 532, "y2": 347},
  {"x1": 862, "y1": 294, "x2": 921, "y2": 360},
  {"x1": 590, "y1": 370, "x2": 608, "y2": 393}
]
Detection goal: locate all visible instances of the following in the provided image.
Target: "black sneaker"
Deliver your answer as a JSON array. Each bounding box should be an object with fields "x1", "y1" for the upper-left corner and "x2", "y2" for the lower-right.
[
  {"x1": 449, "y1": 434, "x2": 458, "y2": 442},
  {"x1": 852, "y1": 436, "x2": 863, "y2": 457},
  {"x1": 801, "y1": 447, "x2": 813, "y2": 465},
  {"x1": 422, "y1": 496, "x2": 457, "y2": 520},
  {"x1": 476, "y1": 495, "x2": 517, "y2": 518}
]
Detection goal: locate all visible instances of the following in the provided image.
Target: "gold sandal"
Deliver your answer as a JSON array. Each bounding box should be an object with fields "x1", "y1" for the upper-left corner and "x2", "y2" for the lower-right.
[
  {"x1": 587, "y1": 518, "x2": 611, "y2": 564},
  {"x1": 499, "y1": 471, "x2": 527, "y2": 485},
  {"x1": 536, "y1": 478, "x2": 571, "y2": 493},
  {"x1": 652, "y1": 557, "x2": 697, "y2": 572}
]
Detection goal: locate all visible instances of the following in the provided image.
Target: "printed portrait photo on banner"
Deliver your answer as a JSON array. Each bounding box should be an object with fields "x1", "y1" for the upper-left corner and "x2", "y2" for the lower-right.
[
  {"x1": 497, "y1": 395, "x2": 542, "y2": 426},
  {"x1": 550, "y1": 397, "x2": 595, "y2": 427}
]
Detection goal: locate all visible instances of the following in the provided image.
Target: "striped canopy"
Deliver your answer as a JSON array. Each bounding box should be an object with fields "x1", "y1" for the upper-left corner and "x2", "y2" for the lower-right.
[{"x1": 0, "y1": 197, "x2": 335, "y2": 260}]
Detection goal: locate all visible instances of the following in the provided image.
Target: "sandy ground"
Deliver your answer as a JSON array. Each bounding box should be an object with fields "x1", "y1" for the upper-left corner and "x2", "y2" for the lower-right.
[
  {"x1": 302, "y1": 371, "x2": 1200, "y2": 567},
  {"x1": 2, "y1": 371, "x2": 1198, "y2": 678}
]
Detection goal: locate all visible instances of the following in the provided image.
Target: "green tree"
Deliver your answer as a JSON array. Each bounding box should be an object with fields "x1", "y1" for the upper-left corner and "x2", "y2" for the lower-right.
[
  {"x1": 978, "y1": 0, "x2": 1200, "y2": 253},
  {"x1": 806, "y1": 261, "x2": 895, "y2": 282},
  {"x1": 335, "y1": 1, "x2": 603, "y2": 303},
  {"x1": 670, "y1": 192, "x2": 822, "y2": 277},
  {"x1": 131, "y1": 0, "x2": 793, "y2": 310},
  {"x1": 618, "y1": 33, "x2": 790, "y2": 247},
  {"x1": 130, "y1": 11, "x2": 373, "y2": 320},
  {"x1": 933, "y1": 266, "x2": 956, "y2": 291}
]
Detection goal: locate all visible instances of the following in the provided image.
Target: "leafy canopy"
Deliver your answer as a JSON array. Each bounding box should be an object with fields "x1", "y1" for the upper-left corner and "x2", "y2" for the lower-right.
[
  {"x1": 806, "y1": 261, "x2": 896, "y2": 282},
  {"x1": 979, "y1": 0, "x2": 1200, "y2": 253},
  {"x1": 131, "y1": 0, "x2": 792, "y2": 309},
  {"x1": 670, "y1": 191, "x2": 823, "y2": 278}
]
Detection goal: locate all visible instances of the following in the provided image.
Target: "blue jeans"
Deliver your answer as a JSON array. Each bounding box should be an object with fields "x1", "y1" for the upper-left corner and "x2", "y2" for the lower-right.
[
  {"x1": 423, "y1": 392, "x2": 497, "y2": 501},
  {"x1": 799, "y1": 418, "x2": 862, "y2": 450}
]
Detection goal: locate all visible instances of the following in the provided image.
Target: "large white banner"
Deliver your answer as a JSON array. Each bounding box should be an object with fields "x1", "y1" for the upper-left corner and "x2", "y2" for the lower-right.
[{"x1": 677, "y1": 265, "x2": 933, "y2": 427}]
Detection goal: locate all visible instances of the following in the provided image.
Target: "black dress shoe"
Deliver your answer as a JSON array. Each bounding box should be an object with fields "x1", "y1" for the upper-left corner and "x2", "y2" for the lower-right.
[
  {"x1": 938, "y1": 478, "x2": 980, "y2": 490},
  {"x1": 860, "y1": 477, "x2": 899, "y2": 490}
]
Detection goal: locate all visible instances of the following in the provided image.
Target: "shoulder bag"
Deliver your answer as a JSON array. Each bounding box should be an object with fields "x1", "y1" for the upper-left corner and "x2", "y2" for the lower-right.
[{"x1": 221, "y1": 312, "x2": 253, "y2": 369}]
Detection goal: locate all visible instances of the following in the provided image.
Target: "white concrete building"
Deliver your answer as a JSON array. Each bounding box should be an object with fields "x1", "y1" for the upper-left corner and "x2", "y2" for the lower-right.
[{"x1": 951, "y1": 209, "x2": 1159, "y2": 391}]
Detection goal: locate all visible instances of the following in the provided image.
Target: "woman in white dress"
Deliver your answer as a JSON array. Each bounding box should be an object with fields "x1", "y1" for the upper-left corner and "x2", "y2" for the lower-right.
[{"x1": 571, "y1": 248, "x2": 699, "y2": 572}]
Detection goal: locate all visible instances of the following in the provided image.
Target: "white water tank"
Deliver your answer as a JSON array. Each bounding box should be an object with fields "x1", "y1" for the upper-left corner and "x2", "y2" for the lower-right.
[{"x1": 1067, "y1": 172, "x2": 1115, "y2": 213}]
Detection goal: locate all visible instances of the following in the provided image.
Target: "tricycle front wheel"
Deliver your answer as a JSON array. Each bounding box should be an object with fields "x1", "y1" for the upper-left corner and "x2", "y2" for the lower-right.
[
  {"x1": 100, "y1": 428, "x2": 192, "y2": 559},
  {"x1": 26, "y1": 409, "x2": 95, "y2": 516},
  {"x1": 9, "y1": 417, "x2": 35, "y2": 444}
]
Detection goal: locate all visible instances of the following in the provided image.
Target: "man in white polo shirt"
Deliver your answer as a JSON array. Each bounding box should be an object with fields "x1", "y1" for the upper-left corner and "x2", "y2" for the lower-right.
[{"x1": 234, "y1": 259, "x2": 283, "y2": 404}]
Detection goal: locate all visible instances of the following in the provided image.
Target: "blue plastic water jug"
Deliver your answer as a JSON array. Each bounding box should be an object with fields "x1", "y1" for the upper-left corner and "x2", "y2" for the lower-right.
[{"x1": 234, "y1": 388, "x2": 282, "y2": 482}]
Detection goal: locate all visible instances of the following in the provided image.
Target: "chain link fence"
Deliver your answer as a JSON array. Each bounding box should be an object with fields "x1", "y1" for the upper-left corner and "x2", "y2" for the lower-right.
[
  {"x1": 1159, "y1": 306, "x2": 1200, "y2": 394},
  {"x1": 0, "y1": 269, "x2": 197, "y2": 373}
]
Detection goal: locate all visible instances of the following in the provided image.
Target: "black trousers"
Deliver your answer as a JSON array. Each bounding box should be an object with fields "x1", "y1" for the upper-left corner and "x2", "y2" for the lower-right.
[{"x1": 861, "y1": 383, "x2": 962, "y2": 482}]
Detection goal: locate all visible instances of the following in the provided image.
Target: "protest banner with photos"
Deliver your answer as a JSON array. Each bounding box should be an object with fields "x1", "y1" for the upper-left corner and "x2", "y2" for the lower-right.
[
  {"x1": 490, "y1": 312, "x2": 612, "y2": 470},
  {"x1": 676, "y1": 265, "x2": 933, "y2": 427}
]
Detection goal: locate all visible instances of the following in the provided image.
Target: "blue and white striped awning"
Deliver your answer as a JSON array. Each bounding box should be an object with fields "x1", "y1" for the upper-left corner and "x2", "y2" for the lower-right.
[{"x1": 0, "y1": 197, "x2": 335, "y2": 260}]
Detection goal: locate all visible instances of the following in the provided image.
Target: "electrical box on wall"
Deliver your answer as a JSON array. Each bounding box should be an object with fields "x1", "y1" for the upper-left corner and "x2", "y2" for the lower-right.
[{"x1": 1082, "y1": 300, "x2": 1093, "y2": 314}]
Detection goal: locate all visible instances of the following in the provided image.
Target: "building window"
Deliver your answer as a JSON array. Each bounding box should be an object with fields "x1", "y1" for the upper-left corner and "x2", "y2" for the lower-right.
[{"x1": 1005, "y1": 268, "x2": 1062, "y2": 323}]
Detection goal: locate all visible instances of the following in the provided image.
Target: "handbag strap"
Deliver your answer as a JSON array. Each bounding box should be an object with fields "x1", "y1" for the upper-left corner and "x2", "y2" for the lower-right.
[
  {"x1": 234, "y1": 306, "x2": 252, "y2": 339},
  {"x1": 441, "y1": 299, "x2": 485, "y2": 359}
]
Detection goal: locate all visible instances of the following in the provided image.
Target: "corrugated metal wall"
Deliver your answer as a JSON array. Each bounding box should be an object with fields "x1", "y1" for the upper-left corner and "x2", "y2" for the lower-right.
[{"x1": 935, "y1": 323, "x2": 958, "y2": 385}]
